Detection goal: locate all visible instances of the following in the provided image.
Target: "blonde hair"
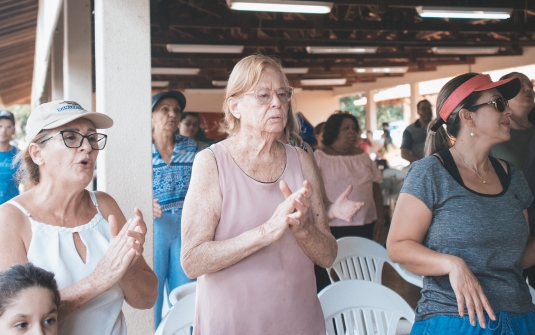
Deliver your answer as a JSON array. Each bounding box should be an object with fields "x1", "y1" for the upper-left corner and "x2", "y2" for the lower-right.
[
  {"x1": 223, "y1": 54, "x2": 301, "y2": 145},
  {"x1": 15, "y1": 130, "x2": 54, "y2": 186}
]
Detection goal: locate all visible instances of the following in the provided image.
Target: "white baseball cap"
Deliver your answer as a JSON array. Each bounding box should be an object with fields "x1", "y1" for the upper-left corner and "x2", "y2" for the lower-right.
[{"x1": 26, "y1": 100, "x2": 114, "y2": 142}]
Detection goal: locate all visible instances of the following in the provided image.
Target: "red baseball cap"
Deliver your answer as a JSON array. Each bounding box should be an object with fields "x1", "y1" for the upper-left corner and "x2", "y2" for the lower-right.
[{"x1": 430, "y1": 74, "x2": 520, "y2": 134}]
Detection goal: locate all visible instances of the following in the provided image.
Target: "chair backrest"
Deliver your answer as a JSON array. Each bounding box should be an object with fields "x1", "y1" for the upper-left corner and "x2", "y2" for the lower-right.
[
  {"x1": 329, "y1": 236, "x2": 391, "y2": 284},
  {"x1": 318, "y1": 280, "x2": 415, "y2": 335},
  {"x1": 155, "y1": 283, "x2": 197, "y2": 335},
  {"x1": 169, "y1": 282, "x2": 197, "y2": 306}
]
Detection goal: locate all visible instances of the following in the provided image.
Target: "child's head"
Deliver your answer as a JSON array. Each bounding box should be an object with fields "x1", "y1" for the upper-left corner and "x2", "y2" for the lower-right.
[{"x1": 0, "y1": 263, "x2": 60, "y2": 334}]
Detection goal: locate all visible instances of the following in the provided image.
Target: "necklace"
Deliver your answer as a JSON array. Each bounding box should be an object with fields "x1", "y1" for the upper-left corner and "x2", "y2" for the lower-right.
[{"x1": 452, "y1": 146, "x2": 489, "y2": 184}]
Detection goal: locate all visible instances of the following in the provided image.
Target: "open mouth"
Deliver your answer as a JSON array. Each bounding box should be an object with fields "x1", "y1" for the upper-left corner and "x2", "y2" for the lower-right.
[{"x1": 78, "y1": 158, "x2": 92, "y2": 167}]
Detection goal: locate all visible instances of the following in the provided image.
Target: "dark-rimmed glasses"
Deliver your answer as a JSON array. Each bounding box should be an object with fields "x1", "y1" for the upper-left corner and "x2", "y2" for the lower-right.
[
  {"x1": 245, "y1": 87, "x2": 294, "y2": 105},
  {"x1": 466, "y1": 96, "x2": 508, "y2": 113},
  {"x1": 40, "y1": 131, "x2": 107, "y2": 150}
]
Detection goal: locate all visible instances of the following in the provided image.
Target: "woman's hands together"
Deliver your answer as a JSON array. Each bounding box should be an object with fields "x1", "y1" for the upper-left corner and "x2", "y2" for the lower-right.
[
  {"x1": 153, "y1": 199, "x2": 162, "y2": 218},
  {"x1": 262, "y1": 180, "x2": 313, "y2": 242},
  {"x1": 92, "y1": 208, "x2": 147, "y2": 291},
  {"x1": 448, "y1": 256, "x2": 495, "y2": 328},
  {"x1": 280, "y1": 180, "x2": 314, "y2": 235},
  {"x1": 330, "y1": 185, "x2": 364, "y2": 222}
]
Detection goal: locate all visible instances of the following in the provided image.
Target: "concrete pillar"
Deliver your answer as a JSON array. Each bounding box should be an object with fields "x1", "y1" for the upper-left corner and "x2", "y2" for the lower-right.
[
  {"x1": 410, "y1": 82, "x2": 420, "y2": 123},
  {"x1": 366, "y1": 90, "x2": 377, "y2": 131},
  {"x1": 94, "y1": 0, "x2": 153, "y2": 334},
  {"x1": 51, "y1": 10, "x2": 64, "y2": 101},
  {"x1": 403, "y1": 97, "x2": 411, "y2": 125},
  {"x1": 64, "y1": 0, "x2": 92, "y2": 110}
]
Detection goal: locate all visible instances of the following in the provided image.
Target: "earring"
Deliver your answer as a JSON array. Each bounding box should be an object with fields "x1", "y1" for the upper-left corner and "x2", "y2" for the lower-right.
[{"x1": 470, "y1": 128, "x2": 475, "y2": 137}]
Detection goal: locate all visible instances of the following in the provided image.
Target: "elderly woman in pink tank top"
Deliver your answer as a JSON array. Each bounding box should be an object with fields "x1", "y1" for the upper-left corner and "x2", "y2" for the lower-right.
[{"x1": 181, "y1": 55, "x2": 337, "y2": 334}]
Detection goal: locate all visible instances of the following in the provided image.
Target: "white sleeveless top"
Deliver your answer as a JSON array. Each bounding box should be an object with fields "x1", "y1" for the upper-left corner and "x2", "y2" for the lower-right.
[{"x1": 8, "y1": 191, "x2": 126, "y2": 335}]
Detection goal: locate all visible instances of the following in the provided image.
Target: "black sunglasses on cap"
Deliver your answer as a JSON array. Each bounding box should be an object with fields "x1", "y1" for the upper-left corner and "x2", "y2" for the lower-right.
[{"x1": 466, "y1": 96, "x2": 508, "y2": 113}]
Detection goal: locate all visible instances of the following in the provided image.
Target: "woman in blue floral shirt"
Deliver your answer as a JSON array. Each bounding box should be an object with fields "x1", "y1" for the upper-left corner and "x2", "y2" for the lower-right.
[{"x1": 151, "y1": 91, "x2": 197, "y2": 328}]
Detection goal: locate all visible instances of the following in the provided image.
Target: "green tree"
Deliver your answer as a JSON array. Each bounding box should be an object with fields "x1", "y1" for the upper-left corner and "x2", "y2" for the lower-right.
[
  {"x1": 377, "y1": 102, "x2": 404, "y2": 127},
  {"x1": 0, "y1": 104, "x2": 31, "y2": 141},
  {"x1": 339, "y1": 94, "x2": 366, "y2": 130}
]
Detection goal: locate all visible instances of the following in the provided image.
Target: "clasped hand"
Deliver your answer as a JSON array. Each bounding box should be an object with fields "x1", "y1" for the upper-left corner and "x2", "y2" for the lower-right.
[
  {"x1": 264, "y1": 180, "x2": 313, "y2": 242},
  {"x1": 93, "y1": 208, "x2": 147, "y2": 290}
]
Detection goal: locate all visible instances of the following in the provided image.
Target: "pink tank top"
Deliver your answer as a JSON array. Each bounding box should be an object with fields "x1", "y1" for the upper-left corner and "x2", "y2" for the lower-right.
[{"x1": 194, "y1": 142, "x2": 325, "y2": 335}]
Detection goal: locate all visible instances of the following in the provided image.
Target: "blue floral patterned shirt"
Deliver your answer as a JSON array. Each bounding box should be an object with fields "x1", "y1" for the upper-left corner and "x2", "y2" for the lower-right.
[{"x1": 152, "y1": 134, "x2": 198, "y2": 212}]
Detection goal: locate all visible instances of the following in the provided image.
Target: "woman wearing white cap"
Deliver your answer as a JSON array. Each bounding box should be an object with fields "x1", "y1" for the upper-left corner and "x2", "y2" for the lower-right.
[
  {"x1": 387, "y1": 73, "x2": 535, "y2": 334},
  {"x1": 0, "y1": 101, "x2": 157, "y2": 335}
]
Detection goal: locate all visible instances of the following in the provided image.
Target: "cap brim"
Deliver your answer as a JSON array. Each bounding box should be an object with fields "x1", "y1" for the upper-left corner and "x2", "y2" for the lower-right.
[
  {"x1": 42, "y1": 112, "x2": 114, "y2": 131},
  {"x1": 475, "y1": 77, "x2": 521, "y2": 100}
]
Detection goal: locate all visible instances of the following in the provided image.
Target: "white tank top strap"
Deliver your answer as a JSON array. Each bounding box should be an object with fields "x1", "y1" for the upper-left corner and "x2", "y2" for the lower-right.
[
  {"x1": 88, "y1": 191, "x2": 101, "y2": 214},
  {"x1": 6, "y1": 200, "x2": 31, "y2": 217}
]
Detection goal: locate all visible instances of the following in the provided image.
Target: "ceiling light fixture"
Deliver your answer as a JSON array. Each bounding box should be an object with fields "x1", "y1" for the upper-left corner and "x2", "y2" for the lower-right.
[
  {"x1": 282, "y1": 68, "x2": 309, "y2": 74},
  {"x1": 212, "y1": 80, "x2": 228, "y2": 87},
  {"x1": 416, "y1": 6, "x2": 512, "y2": 20},
  {"x1": 151, "y1": 81, "x2": 170, "y2": 87},
  {"x1": 166, "y1": 44, "x2": 244, "y2": 54},
  {"x1": 228, "y1": 0, "x2": 333, "y2": 14},
  {"x1": 431, "y1": 47, "x2": 500, "y2": 55},
  {"x1": 354, "y1": 67, "x2": 408, "y2": 74},
  {"x1": 300, "y1": 78, "x2": 347, "y2": 86},
  {"x1": 151, "y1": 68, "x2": 200, "y2": 75},
  {"x1": 306, "y1": 46, "x2": 377, "y2": 54}
]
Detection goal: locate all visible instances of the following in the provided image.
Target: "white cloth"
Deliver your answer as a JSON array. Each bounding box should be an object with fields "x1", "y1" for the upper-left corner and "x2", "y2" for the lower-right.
[{"x1": 8, "y1": 191, "x2": 126, "y2": 335}]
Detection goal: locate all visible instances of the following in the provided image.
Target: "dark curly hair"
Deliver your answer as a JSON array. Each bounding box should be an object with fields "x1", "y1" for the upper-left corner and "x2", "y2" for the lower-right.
[
  {"x1": 0, "y1": 263, "x2": 60, "y2": 316},
  {"x1": 322, "y1": 113, "x2": 360, "y2": 146}
]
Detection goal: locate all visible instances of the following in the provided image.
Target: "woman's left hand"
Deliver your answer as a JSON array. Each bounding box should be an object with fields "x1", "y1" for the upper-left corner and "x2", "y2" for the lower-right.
[
  {"x1": 330, "y1": 185, "x2": 365, "y2": 222},
  {"x1": 280, "y1": 180, "x2": 314, "y2": 234},
  {"x1": 125, "y1": 208, "x2": 148, "y2": 264}
]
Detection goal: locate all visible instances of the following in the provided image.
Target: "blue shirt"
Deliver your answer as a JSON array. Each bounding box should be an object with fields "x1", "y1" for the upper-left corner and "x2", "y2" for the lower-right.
[
  {"x1": 152, "y1": 134, "x2": 197, "y2": 212},
  {"x1": 0, "y1": 147, "x2": 20, "y2": 204}
]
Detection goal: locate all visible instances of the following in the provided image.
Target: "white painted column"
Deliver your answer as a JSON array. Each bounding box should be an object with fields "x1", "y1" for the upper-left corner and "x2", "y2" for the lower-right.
[
  {"x1": 50, "y1": 10, "x2": 64, "y2": 101},
  {"x1": 63, "y1": 0, "x2": 92, "y2": 110},
  {"x1": 410, "y1": 82, "x2": 420, "y2": 123},
  {"x1": 366, "y1": 90, "x2": 377, "y2": 131},
  {"x1": 94, "y1": 0, "x2": 153, "y2": 334}
]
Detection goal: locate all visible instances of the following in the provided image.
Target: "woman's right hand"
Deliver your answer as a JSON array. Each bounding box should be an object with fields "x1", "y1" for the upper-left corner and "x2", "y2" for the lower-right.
[
  {"x1": 91, "y1": 215, "x2": 142, "y2": 291},
  {"x1": 448, "y1": 256, "x2": 495, "y2": 328},
  {"x1": 261, "y1": 180, "x2": 307, "y2": 243},
  {"x1": 153, "y1": 199, "x2": 162, "y2": 218}
]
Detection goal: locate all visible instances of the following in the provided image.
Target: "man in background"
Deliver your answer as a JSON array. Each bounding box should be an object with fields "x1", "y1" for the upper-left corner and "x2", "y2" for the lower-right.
[
  {"x1": 401, "y1": 99, "x2": 433, "y2": 163},
  {"x1": 0, "y1": 110, "x2": 19, "y2": 204}
]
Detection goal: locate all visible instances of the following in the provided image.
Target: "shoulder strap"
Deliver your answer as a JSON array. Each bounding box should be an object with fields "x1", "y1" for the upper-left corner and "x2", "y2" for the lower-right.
[
  {"x1": 88, "y1": 191, "x2": 101, "y2": 214},
  {"x1": 437, "y1": 149, "x2": 465, "y2": 186},
  {"x1": 489, "y1": 156, "x2": 510, "y2": 190},
  {"x1": 6, "y1": 200, "x2": 31, "y2": 217}
]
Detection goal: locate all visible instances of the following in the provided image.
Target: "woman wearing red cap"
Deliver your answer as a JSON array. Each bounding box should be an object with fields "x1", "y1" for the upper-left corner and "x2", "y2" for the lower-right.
[{"x1": 387, "y1": 73, "x2": 535, "y2": 334}]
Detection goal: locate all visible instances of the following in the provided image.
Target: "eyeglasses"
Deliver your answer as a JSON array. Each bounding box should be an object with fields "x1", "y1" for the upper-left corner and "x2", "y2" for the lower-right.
[
  {"x1": 40, "y1": 131, "x2": 108, "y2": 150},
  {"x1": 245, "y1": 87, "x2": 294, "y2": 105},
  {"x1": 466, "y1": 96, "x2": 508, "y2": 113}
]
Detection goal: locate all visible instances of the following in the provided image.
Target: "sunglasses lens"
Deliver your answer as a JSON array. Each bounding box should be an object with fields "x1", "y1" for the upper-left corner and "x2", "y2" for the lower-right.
[{"x1": 495, "y1": 98, "x2": 507, "y2": 112}]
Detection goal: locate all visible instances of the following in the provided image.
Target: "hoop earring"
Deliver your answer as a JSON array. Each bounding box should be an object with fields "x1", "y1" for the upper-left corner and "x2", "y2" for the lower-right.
[{"x1": 470, "y1": 128, "x2": 475, "y2": 137}]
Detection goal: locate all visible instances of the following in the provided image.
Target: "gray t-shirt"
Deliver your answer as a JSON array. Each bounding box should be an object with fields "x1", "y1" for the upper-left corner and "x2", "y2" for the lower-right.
[
  {"x1": 401, "y1": 119, "x2": 427, "y2": 159},
  {"x1": 400, "y1": 154, "x2": 534, "y2": 321}
]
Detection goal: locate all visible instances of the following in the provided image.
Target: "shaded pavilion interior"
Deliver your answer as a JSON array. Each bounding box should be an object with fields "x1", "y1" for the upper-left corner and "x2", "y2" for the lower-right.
[{"x1": 1, "y1": 1, "x2": 535, "y2": 334}]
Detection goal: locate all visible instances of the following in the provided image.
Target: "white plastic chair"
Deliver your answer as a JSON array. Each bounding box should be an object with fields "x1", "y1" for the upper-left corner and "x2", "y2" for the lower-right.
[
  {"x1": 529, "y1": 285, "x2": 535, "y2": 305},
  {"x1": 329, "y1": 236, "x2": 423, "y2": 287},
  {"x1": 155, "y1": 282, "x2": 197, "y2": 335},
  {"x1": 318, "y1": 280, "x2": 415, "y2": 335}
]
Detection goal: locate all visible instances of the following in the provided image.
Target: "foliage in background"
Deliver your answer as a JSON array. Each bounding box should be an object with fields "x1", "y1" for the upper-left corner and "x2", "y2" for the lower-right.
[
  {"x1": 339, "y1": 94, "x2": 366, "y2": 130},
  {"x1": 377, "y1": 102, "x2": 404, "y2": 126},
  {"x1": 0, "y1": 104, "x2": 31, "y2": 141}
]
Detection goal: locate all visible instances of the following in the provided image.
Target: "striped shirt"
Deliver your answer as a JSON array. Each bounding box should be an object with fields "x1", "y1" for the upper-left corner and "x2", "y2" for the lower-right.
[{"x1": 152, "y1": 134, "x2": 198, "y2": 212}]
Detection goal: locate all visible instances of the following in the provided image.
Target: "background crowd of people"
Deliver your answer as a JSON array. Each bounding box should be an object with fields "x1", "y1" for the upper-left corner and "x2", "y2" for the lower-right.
[{"x1": 0, "y1": 55, "x2": 534, "y2": 334}]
